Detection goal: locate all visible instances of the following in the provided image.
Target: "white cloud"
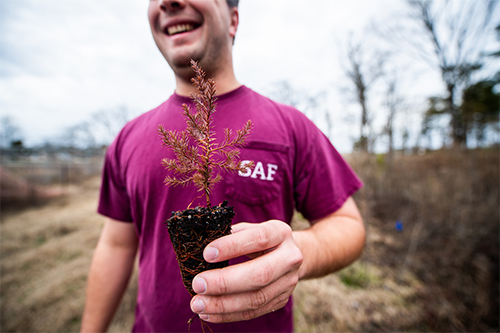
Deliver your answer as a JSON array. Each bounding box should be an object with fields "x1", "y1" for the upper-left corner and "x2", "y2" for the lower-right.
[
  {"x1": 1, "y1": 0, "x2": 175, "y2": 144},
  {"x1": 0, "y1": 0, "x2": 456, "y2": 152}
]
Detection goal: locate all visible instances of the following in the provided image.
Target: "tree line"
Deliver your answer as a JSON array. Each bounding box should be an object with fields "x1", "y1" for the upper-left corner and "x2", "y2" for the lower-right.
[
  {"x1": 270, "y1": 0, "x2": 498, "y2": 154},
  {"x1": 343, "y1": 0, "x2": 499, "y2": 153}
]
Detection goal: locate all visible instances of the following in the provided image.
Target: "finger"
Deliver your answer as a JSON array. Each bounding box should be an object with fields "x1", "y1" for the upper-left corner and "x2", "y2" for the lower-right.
[
  {"x1": 230, "y1": 222, "x2": 256, "y2": 233},
  {"x1": 204, "y1": 220, "x2": 290, "y2": 263},
  {"x1": 193, "y1": 242, "x2": 302, "y2": 295},
  {"x1": 191, "y1": 271, "x2": 296, "y2": 315},
  {"x1": 245, "y1": 245, "x2": 278, "y2": 260},
  {"x1": 232, "y1": 223, "x2": 273, "y2": 260},
  {"x1": 198, "y1": 293, "x2": 291, "y2": 324}
]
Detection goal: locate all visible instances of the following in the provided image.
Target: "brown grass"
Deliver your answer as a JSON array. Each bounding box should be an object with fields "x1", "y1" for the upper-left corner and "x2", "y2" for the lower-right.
[
  {"x1": 306, "y1": 148, "x2": 498, "y2": 332},
  {"x1": 0, "y1": 177, "x2": 137, "y2": 332},
  {"x1": 371, "y1": 149, "x2": 499, "y2": 332},
  {"x1": 1, "y1": 149, "x2": 498, "y2": 332}
]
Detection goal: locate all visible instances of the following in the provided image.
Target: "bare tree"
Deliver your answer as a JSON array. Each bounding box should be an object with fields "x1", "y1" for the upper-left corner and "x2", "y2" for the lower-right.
[
  {"x1": 268, "y1": 80, "x2": 332, "y2": 140},
  {"x1": 91, "y1": 106, "x2": 132, "y2": 144},
  {"x1": 0, "y1": 116, "x2": 23, "y2": 148},
  {"x1": 383, "y1": 74, "x2": 406, "y2": 157},
  {"x1": 56, "y1": 106, "x2": 134, "y2": 149},
  {"x1": 386, "y1": 0, "x2": 499, "y2": 148},
  {"x1": 62, "y1": 123, "x2": 97, "y2": 149},
  {"x1": 268, "y1": 81, "x2": 302, "y2": 109},
  {"x1": 340, "y1": 36, "x2": 385, "y2": 153}
]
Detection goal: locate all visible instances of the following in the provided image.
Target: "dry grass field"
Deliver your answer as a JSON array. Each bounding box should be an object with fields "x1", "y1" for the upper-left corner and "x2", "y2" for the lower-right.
[
  {"x1": 1, "y1": 177, "x2": 137, "y2": 332},
  {"x1": 1, "y1": 148, "x2": 498, "y2": 332}
]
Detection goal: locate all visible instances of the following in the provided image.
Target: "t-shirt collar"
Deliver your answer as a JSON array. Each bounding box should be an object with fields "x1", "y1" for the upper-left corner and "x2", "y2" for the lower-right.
[{"x1": 172, "y1": 85, "x2": 248, "y2": 105}]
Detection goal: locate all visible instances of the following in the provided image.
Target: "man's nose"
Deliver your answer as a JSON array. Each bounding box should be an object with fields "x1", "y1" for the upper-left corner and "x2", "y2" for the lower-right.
[{"x1": 159, "y1": 0, "x2": 187, "y2": 12}]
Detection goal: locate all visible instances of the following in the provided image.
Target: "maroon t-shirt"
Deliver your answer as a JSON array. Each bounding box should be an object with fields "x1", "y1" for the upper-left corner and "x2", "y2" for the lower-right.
[{"x1": 98, "y1": 86, "x2": 363, "y2": 332}]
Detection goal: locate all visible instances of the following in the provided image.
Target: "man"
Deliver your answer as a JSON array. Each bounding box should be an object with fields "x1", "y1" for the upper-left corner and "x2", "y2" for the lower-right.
[{"x1": 81, "y1": 0, "x2": 365, "y2": 332}]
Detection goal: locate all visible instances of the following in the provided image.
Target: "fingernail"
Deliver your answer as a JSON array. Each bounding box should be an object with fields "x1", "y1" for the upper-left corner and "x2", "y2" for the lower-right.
[
  {"x1": 192, "y1": 276, "x2": 207, "y2": 294},
  {"x1": 191, "y1": 298, "x2": 205, "y2": 313},
  {"x1": 204, "y1": 246, "x2": 219, "y2": 262},
  {"x1": 199, "y1": 314, "x2": 210, "y2": 321}
]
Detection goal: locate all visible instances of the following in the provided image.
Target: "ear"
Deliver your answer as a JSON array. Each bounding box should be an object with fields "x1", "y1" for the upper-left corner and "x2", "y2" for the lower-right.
[{"x1": 228, "y1": 7, "x2": 239, "y2": 40}]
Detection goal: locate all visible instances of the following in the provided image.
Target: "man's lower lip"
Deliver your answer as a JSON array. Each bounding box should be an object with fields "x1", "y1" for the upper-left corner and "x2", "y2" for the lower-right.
[{"x1": 169, "y1": 31, "x2": 192, "y2": 37}]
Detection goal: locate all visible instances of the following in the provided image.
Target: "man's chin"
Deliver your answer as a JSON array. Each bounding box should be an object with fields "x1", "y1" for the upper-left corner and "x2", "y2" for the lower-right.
[
  {"x1": 170, "y1": 58, "x2": 193, "y2": 69},
  {"x1": 167, "y1": 52, "x2": 203, "y2": 70}
]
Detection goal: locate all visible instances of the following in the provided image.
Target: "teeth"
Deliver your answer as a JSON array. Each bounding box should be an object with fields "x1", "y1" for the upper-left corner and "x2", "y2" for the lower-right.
[{"x1": 167, "y1": 23, "x2": 194, "y2": 36}]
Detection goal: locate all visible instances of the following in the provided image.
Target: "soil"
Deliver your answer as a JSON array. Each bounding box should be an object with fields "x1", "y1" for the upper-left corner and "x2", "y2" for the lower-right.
[{"x1": 167, "y1": 201, "x2": 234, "y2": 296}]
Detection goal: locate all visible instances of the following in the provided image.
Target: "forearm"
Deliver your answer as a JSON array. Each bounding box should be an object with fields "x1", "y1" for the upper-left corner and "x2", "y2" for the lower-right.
[
  {"x1": 293, "y1": 198, "x2": 365, "y2": 280},
  {"x1": 81, "y1": 222, "x2": 138, "y2": 332}
]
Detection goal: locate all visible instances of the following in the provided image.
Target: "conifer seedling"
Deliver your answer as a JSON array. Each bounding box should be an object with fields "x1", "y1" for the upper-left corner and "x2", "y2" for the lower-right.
[{"x1": 158, "y1": 60, "x2": 253, "y2": 297}]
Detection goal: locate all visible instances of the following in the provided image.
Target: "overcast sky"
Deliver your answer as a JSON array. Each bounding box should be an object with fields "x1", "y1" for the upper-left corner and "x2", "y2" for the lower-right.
[{"x1": 1, "y1": 0, "x2": 496, "y2": 152}]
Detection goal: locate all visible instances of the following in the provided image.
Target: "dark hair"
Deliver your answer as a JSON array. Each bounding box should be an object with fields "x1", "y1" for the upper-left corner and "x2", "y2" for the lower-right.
[{"x1": 226, "y1": 0, "x2": 239, "y2": 8}]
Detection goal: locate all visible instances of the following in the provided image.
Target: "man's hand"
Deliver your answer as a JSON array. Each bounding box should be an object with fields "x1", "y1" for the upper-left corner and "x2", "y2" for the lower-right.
[{"x1": 189, "y1": 220, "x2": 303, "y2": 323}]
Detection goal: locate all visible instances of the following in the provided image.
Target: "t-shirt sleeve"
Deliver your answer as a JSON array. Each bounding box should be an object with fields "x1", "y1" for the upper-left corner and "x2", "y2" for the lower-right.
[
  {"x1": 292, "y1": 113, "x2": 363, "y2": 222},
  {"x1": 97, "y1": 139, "x2": 134, "y2": 222}
]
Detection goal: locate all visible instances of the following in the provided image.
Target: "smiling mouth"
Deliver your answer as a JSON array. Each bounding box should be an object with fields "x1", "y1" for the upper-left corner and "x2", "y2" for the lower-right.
[{"x1": 166, "y1": 23, "x2": 200, "y2": 36}]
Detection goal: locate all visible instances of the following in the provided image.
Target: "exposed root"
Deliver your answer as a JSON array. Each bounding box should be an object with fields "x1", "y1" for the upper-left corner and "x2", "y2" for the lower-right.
[{"x1": 188, "y1": 315, "x2": 213, "y2": 333}]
